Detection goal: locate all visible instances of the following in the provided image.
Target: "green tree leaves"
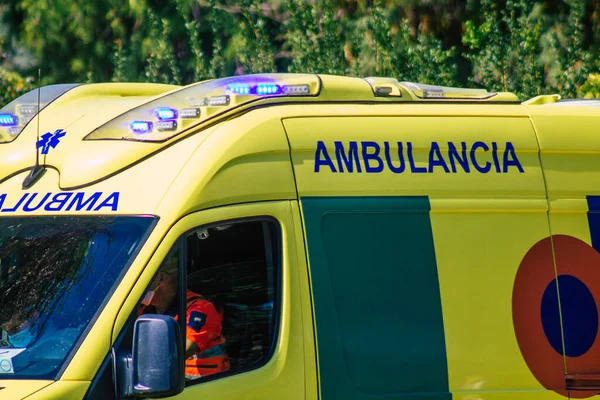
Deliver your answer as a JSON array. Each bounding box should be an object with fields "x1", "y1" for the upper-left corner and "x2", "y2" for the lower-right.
[
  {"x1": 1, "y1": 0, "x2": 599, "y2": 105},
  {"x1": 0, "y1": 67, "x2": 35, "y2": 107}
]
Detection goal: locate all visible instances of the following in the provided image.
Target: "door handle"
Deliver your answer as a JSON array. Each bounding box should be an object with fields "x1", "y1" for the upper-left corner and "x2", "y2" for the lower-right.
[{"x1": 566, "y1": 374, "x2": 600, "y2": 390}]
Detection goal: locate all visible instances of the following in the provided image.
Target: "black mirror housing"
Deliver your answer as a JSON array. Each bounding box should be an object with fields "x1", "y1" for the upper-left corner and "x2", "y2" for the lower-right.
[{"x1": 128, "y1": 314, "x2": 184, "y2": 398}]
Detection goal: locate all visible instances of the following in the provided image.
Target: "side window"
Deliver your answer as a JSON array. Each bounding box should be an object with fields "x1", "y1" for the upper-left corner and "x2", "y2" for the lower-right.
[{"x1": 139, "y1": 219, "x2": 279, "y2": 384}]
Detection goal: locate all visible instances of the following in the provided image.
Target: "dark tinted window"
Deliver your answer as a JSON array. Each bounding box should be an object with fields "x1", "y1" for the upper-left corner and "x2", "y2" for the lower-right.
[{"x1": 186, "y1": 220, "x2": 279, "y2": 377}]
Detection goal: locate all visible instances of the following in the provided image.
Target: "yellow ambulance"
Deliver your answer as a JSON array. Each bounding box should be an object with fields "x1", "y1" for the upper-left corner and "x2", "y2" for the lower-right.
[{"x1": 0, "y1": 73, "x2": 599, "y2": 400}]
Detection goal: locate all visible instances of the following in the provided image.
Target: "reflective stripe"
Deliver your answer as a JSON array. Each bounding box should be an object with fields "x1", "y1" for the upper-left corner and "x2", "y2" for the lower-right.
[
  {"x1": 184, "y1": 353, "x2": 230, "y2": 377},
  {"x1": 186, "y1": 364, "x2": 219, "y2": 369}
]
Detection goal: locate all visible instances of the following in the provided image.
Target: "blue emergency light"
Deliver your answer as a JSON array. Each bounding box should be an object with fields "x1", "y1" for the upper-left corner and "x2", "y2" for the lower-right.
[
  {"x1": 256, "y1": 84, "x2": 280, "y2": 95},
  {"x1": 0, "y1": 113, "x2": 19, "y2": 127},
  {"x1": 155, "y1": 107, "x2": 178, "y2": 121},
  {"x1": 130, "y1": 121, "x2": 153, "y2": 134},
  {"x1": 228, "y1": 85, "x2": 250, "y2": 95}
]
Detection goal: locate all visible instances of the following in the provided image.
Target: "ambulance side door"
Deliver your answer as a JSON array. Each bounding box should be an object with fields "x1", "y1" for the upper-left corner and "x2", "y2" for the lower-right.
[
  {"x1": 283, "y1": 106, "x2": 565, "y2": 400},
  {"x1": 108, "y1": 201, "x2": 312, "y2": 400}
]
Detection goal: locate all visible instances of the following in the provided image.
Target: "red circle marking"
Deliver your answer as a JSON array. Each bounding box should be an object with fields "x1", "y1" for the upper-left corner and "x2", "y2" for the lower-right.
[
  {"x1": 513, "y1": 236, "x2": 566, "y2": 395},
  {"x1": 513, "y1": 235, "x2": 600, "y2": 398},
  {"x1": 553, "y1": 235, "x2": 600, "y2": 382}
]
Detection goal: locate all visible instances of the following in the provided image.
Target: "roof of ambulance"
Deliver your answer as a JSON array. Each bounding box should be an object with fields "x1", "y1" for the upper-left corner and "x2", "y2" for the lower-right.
[{"x1": 0, "y1": 73, "x2": 596, "y2": 216}]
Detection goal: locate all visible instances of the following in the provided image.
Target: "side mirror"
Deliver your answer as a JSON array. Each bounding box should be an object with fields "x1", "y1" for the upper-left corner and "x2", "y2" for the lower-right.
[{"x1": 116, "y1": 315, "x2": 184, "y2": 398}]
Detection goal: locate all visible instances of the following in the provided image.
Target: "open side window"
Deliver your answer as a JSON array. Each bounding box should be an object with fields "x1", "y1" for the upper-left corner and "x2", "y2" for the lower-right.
[{"x1": 184, "y1": 219, "x2": 280, "y2": 380}]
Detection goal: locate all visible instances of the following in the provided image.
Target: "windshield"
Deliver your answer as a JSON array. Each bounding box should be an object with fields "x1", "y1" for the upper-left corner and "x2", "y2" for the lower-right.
[{"x1": 0, "y1": 216, "x2": 156, "y2": 379}]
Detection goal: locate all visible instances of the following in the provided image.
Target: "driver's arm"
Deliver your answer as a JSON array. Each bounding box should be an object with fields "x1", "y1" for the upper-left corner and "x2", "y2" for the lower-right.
[
  {"x1": 186, "y1": 339, "x2": 199, "y2": 358},
  {"x1": 184, "y1": 300, "x2": 223, "y2": 357}
]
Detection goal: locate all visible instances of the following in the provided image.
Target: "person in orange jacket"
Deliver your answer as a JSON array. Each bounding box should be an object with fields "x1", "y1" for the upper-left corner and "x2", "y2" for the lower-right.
[{"x1": 139, "y1": 253, "x2": 230, "y2": 379}]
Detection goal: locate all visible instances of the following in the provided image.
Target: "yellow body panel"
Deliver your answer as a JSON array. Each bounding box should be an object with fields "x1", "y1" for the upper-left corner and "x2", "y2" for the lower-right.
[
  {"x1": 283, "y1": 104, "x2": 559, "y2": 399},
  {"x1": 526, "y1": 104, "x2": 600, "y2": 384},
  {"x1": 283, "y1": 109, "x2": 541, "y2": 198},
  {"x1": 430, "y1": 202, "x2": 553, "y2": 392},
  {"x1": 0, "y1": 74, "x2": 598, "y2": 400},
  {"x1": 24, "y1": 381, "x2": 90, "y2": 400}
]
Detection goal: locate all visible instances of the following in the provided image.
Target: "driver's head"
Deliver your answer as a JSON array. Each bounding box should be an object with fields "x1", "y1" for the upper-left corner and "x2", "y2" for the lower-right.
[
  {"x1": 145, "y1": 252, "x2": 179, "y2": 309},
  {"x1": 161, "y1": 252, "x2": 179, "y2": 278}
]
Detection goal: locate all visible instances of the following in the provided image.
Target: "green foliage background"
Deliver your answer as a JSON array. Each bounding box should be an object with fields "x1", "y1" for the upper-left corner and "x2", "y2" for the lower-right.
[{"x1": 1, "y1": 0, "x2": 600, "y2": 105}]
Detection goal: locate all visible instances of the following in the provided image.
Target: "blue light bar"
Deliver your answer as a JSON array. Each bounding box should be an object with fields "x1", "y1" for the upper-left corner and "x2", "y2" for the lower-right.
[
  {"x1": 256, "y1": 84, "x2": 280, "y2": 95},
  {"x1": 155, "y1": 107, "x2": 178, "y2": 121},
  {"x1": 228, "y1": 84, "x2": 250, "y2": 95},
  {"x1": 130, "y1": 121, "x2": 153, "y2": 134},
  {"x1": 0, "y1": 113, "x2": 19, "y2": 127}
]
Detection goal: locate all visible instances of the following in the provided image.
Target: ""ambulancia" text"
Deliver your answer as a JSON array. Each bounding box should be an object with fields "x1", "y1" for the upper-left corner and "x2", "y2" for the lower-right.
[
  {"x1": 0, "y1": 191, "x2": 120, "y2": 213},
  {"x1": 314, "y1": 141, "x2": 524, "y2": 174}
]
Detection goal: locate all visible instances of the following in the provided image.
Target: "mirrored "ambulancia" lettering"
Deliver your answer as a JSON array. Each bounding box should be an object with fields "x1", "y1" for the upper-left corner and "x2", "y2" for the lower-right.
[
  {"x1": 314, "y1": 141, "x2": 524, "y2": 174},
  {"x1": 0, "y1": 191, "x2": 120, "y2": 213}
]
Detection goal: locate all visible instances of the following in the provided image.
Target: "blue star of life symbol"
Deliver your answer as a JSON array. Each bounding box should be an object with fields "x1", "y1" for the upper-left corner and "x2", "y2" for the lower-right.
[{"x1": 37, "y1": 129, "x2": 66, "y2": 155}]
